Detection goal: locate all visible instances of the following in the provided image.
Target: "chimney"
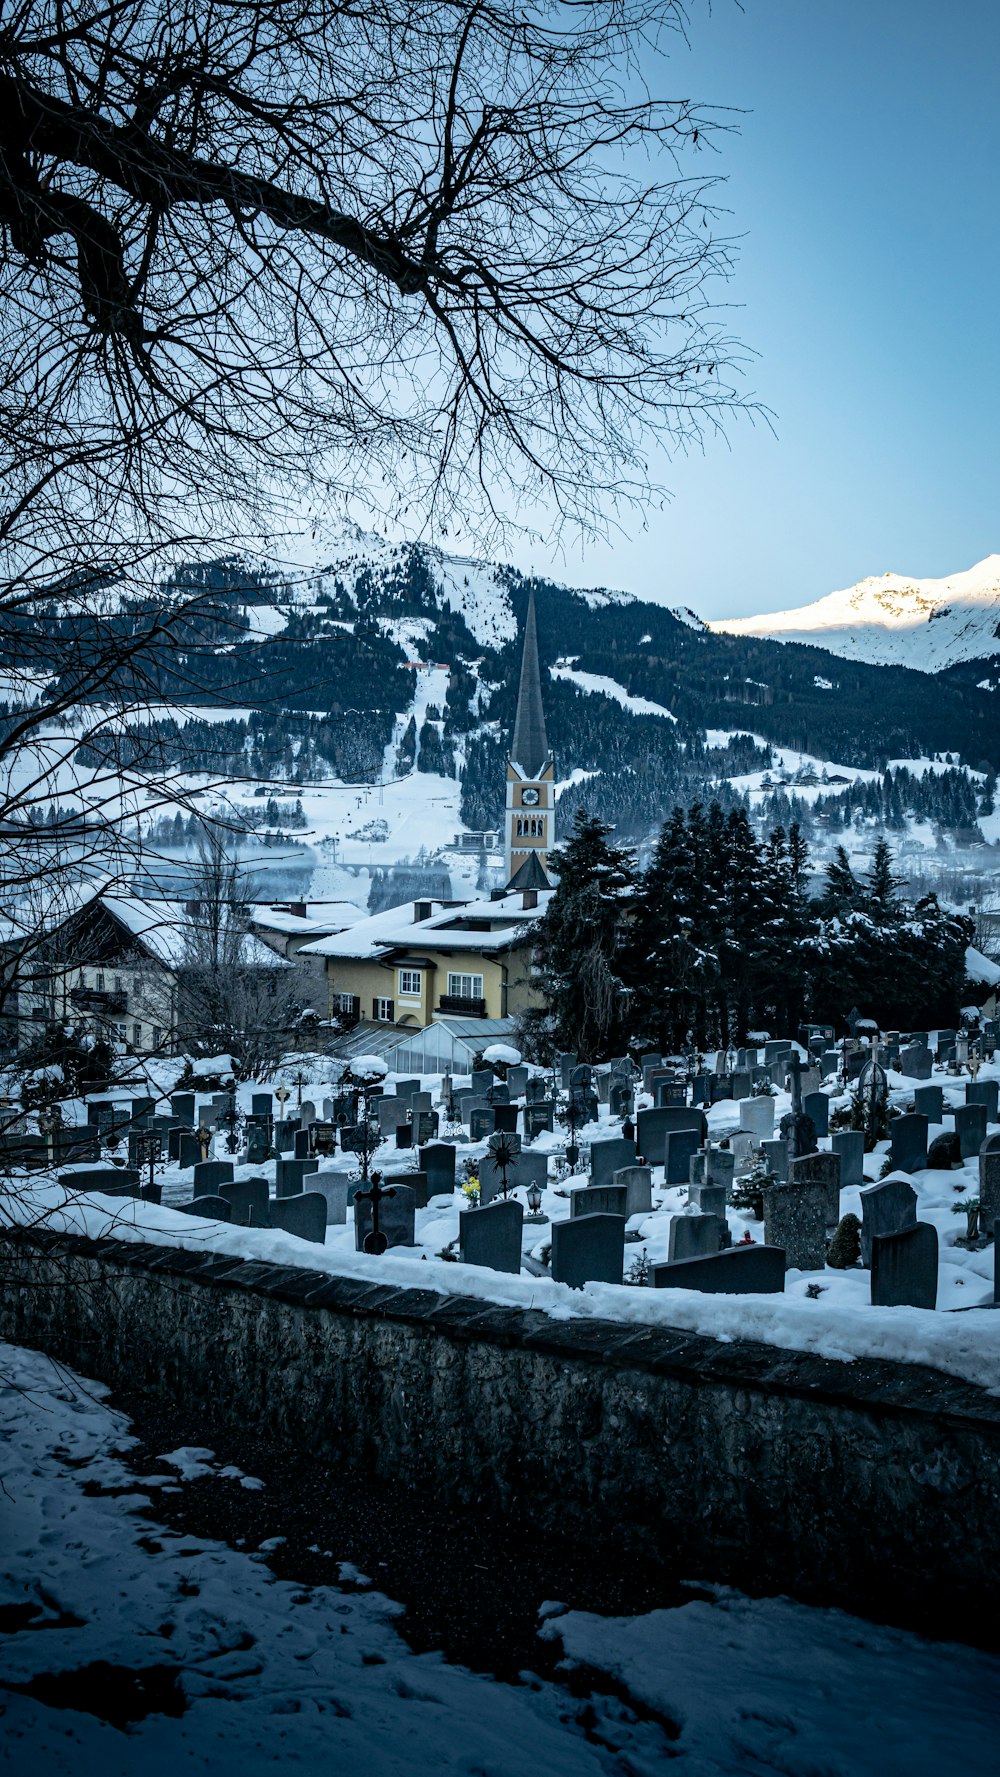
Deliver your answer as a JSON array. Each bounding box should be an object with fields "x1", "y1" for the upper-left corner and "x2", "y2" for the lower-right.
[
  {"x1": 521, "y1": 889, "x2": 538, "y2": 910},
  {"x1": 288, "y1": 902, "x2": 307, "y2": 919},
  {"x1": 414, "y1": 900, "x2": 433, "y2": 923}
]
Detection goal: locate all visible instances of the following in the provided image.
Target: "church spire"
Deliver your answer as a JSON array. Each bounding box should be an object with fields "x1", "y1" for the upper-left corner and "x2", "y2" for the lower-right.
[{"x1": 510, "y1": 585, "x2": 549, "y2": 778}]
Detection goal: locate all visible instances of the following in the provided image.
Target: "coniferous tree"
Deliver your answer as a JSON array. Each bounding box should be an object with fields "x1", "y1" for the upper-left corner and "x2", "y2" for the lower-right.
[{"x1": 528, "y1": 810, "x2": 637, "y2": 1059}]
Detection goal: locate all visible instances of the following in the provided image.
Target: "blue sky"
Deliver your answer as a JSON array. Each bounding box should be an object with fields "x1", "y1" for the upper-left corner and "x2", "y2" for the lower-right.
[{"x1": 506, "y1": 0, "x2": 1000, "y2": 618}]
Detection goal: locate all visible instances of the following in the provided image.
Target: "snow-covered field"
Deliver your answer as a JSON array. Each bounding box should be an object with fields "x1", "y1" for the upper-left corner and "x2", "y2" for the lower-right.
[{"x1": 3, "y1": 1339, "x2": 999, "y2": 1774}]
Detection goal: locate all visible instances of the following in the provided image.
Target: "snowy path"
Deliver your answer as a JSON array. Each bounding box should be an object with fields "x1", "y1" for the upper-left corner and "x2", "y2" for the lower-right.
[{"x1": 1, "y1": 1343, "x2": 999, "y2": 1774}]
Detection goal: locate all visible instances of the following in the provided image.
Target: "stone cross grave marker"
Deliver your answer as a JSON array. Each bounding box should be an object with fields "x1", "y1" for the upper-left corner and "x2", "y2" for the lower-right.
[{"x1": 353, "y1": 1180, "x2": 416, "y2": 1251}]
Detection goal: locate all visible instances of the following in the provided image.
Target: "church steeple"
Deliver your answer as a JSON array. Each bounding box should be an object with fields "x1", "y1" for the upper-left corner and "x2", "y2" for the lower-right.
[
  {"x1": 504, "y1": 585, "x2": 554, "y2": 889},
  {"x1": 510, "y1": 586, "x2": 549, "y2": 778}
]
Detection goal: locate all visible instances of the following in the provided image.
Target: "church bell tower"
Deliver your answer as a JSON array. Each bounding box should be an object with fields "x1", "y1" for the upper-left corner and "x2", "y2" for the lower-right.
[{"x1": 504, "y1": 586, "x2": 554, "y2": 889}]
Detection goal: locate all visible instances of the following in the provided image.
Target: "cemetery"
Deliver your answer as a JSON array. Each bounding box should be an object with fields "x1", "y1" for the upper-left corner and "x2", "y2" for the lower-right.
[{"x1": 5, "y1": 1019, "x2": 1000, "y2": 1644}]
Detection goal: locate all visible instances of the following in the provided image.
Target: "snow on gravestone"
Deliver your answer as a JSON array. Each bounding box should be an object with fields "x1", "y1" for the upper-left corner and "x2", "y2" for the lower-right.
[{"x1": 858, "y1": 1176, "x2": 917, "y2": 1268}]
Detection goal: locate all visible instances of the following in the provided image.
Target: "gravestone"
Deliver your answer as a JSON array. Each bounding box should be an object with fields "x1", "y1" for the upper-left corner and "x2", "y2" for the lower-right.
[
  {"x1": 613, "y1": 1165, "x2": 653, "y2": 1217},
  {"x1": 739, "y1": 1097, "x2": 775, "y2": 1141},
  {"x1": 322, "y1": 1097, "x2": 335, "y2": 1121},
  {"x1": 459, "y1": 1198, "x2": 524, "y2": 1274},
  {"x1": 395, "y1": 1078, "x2": 421, "y2": 1102},
  {"x1": 469, "y1": 1107, "x2": 493, "y2": 1142},
  {"x1": 511, "y1": 1150, "x2": 548, "y2": 1194},
  {"x1": 652, "y1": 1244, "x2": 786, "y2": 1294},
  {"x1": 859, "y1": 1175, "x2": 917, "y2": 1268},
  {"x1": 927, "y1": 1130, "x2": 962, "y2": 1169},
  {"x1": 729, "y1": 1132, "x2": 756, "y2": 1170},
  {"x1": 558, "y1": 1053, "x2": 578, "y2": 1090},
  {"x1": 654, "y1": 1080, "x2": 688, "y2": 1108},
  {"x1": 895, "y1": 1037, "x2": 937, "y2": 1080},
  {"x1": 889, "y1": 1113, "x2": 928, "y2": 1173},
  {"x1": 803, "y1": 1091, "x2": 829, "y2": 1138},
  {"x1": 709, "y1": 1077, "x2": 733, "y2": 1104},
  {"x1": 394, "y1": 1124, "x2": 413, "y2": 1149},
  {"x1": 221, "y1": 1177, "x2": 271, "y2": 1227},
  {"x1": 524, "y1": 1102, "x2": 555, "y2": 1140},
  {"x1": 275, "y1": 1121, "x2": 298, "y2": 1154},
  {"x1": 979, "y1": 1135, "x2": 1000, "y2": 1234},
  {"x1": 128, "y1": 1128, "x2": 162, "y2": 1168},
  {"x1": 55, "y1": 1127, "x2": 100, "y2": 1164},
  {"x1": 609, "y1": 1080, "x2": 634, "y2": 1120},
  {"x1": 668, "y1": 1211, "x2": 723, "y2": 1261},
  {"x1": 663, "y1": 1127, "x2": 701, "y2": 1187},
  {"x1": 294, "y1": 1128, "x2": 311, "y2": 1158},
  {"x1": 572, "y1": 1184, "x2": 628, "y2": 1220},
  {"x1": 589, "y1": 1136, "x2": 636, "y2": 1187},
  {"x1": 967, "y1": 1080, "x2": 1000, "y2": 1122},
  {"x1": 761, "y1": 1138, "x2": 789, "y2": 1184},
  {"x1": 506, "y1": 1066, "x2": 530, "y2": 1099},
  {"x1": 177, "y1": 1131, "x2": 201, "y2": 1170},
  {"x1": 299, "y1": 1099, "x2": 317, "y2": 1126},
  {"x1": 251, "y1": 1092, "x2": 273, "y2": 1118},
  {"x1": 525, "y1": 1077, "x2": 547, "y2": 1104},
  {"x1": 550, "y1": 1213, "x2": 625, "y2": 1288},
  {"x1": 270, "y1": 1191, "x2": 327, "y2": 1244},
  {"x1": 193, "y1": 1159, "x2": 234, "y2": 1195},
  {"x1": 952, "y1": 1102, "x2": 987, "y2": 1160},
  {"x1": 59, "y1": 1166, "x2": 140, "y2": 1195},
  {"x1": 353, "y1": 1182, "x2": 416, "y2": 1250},
  {"x1": 378, "y1": 1098, "x2": 410, "y2": 1134},
  {"x1": 830, "y1": 1130, "x2": 864, "y2": 1191},
  {"x1": 788, "y1": 1151, "x2": 841, "y2": 1227},
  {"x1": 306, "y1": 1174, "x2": 349, "y2": 1225},
  {"x1": 765, "y1": 1040, "x2": 792, "y2": 1062},
  {"x1": 423, "y1": 1142, "x2": 457, "y2": 1199},
  {"x1": 414, "y1": 1110, "x2": 439, "y2": 1145},
  {"x1": 691, "y1": 1074, "x2": 712, "y2": 1107},
  {"x1": 170, "y1": 1092, "x2": 196, "y2": 1126},
  {"x1": 913, "y1": 1085, "x2": 943, "y2": 1124},
  {"x1": 276, "y1": 1156, "x2": 319, "y2": 1197},
  {"x1": 478, "y1": 1154, "x2": 508, "y2": 1207},
  {"x1": 491, "y1": 1104, "x2": 519, "y2": 1135},
  {"x1": 183, "y1": 1195, "x2": 233, "y2": 1221},
  {"x1": 729, "y1": 1071, "x2": 753, "y2": 1103},
  {"x1": 687, "y1": 1179, "x2": 728, "y2": 1222},
  {"x1": 410, "y1": 1090, "x2": 433, "y2": 1113},
  {"x1": 636, "y1": 1106, "x2": 706, "y2": 1167},
  {"x1": 871, "y1": 1222, "x2": 938, "y2": 1309},
  {"x1": 763, "y1": 1180, "x2": 827, "y2": 1270}
]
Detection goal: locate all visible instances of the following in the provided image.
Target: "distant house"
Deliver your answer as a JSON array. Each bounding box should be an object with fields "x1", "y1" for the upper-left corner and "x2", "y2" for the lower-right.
[
  {"x1": 18, "y1": 890, "x2": 286, "y2": 1056},
  {"x1": 251, "y1": 901, "x2": 363, "y2": 1009}
]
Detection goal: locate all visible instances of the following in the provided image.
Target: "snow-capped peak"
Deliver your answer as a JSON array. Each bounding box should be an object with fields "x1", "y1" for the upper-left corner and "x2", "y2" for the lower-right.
[{"x1": 710, "y1": 555, "x2": 1000, "y2": 673}]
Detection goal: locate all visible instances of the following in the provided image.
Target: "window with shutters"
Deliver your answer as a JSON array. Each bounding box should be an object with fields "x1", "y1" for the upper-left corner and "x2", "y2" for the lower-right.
[{"x1": 373, "y1": 997, "x2": 394, "y2": 1021}]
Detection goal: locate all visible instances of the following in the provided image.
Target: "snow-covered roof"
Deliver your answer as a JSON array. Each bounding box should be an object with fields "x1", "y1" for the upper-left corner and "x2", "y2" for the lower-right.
[
  {"x1": 252, "y1": 902, "x2": 363, "y2": 937},
  {"x1": 965, "y1": 945, "x2": 1000, "y2": 987},
  {"x1": 301, "y1": 891, "x2": 550, "y2": 963}
]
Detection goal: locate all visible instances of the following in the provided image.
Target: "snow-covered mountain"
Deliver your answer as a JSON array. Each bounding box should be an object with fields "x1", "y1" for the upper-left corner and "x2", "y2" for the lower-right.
[{"x1": 710, "y1": 556, "x2": 1000, "y2": 674}]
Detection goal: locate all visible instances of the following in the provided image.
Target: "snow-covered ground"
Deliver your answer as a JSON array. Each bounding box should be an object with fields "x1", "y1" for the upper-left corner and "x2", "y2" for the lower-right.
[
  {"x1": 550, "y1": 663, "x2": 677, "y2": 720},
  {"x1": 711, "y1": 554, "x2": 1000, "y2": 673},
  {"x1": 3, "y1": 1340, "x2": 999, "y2": 1774}
]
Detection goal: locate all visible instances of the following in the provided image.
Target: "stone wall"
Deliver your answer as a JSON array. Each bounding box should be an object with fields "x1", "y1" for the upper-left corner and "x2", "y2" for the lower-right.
[{"x1": 3, "y1": 1229, "x2": 999, "y2": 1629}]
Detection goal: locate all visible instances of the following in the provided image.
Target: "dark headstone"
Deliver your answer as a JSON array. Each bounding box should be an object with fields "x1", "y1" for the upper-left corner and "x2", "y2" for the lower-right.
[
  {"x1": 652, "y1": 1244, "x2": 786, "y2": 1294},
  {"x1": 59, "y1": 1166, "x2": 140, "y2": 1196},
  {"x1": 952, "y1": 1102, "x2": 988, "y2": 1159},
  {"x1": 926, "y1": 1130, "x2": 962, "y2": 1169},
  {"x1": 550, "y1": 1213, "x2": 625, "y2": 1288},
  {"x1": 803, "y1": 1091, "x2": 829, "y2": 1138},
  {"x1": 636, "y1": 1106, "x2": 706, "y2": 1167},
  {"x1": 859, "y1": 1175, "x2": 918, "y2": 1267},
  {"x1": 269, "y1": 1191, "x2": 327, "y2": 1244},
  {"x1": 423, "y1": 1141, "x2": 457, "y2": 1199},
  {"x1": 668, "y1": 1211, "x2": 723, "y2": 1261},
  {"x1": 193, "y1": 1158, "x2": 234, "y2": 1195},
  {"x1": 888, "y1": 1113, "x2": 928, "y2": 1174},
  {"x1": 221, "y1": 1177, "x2": 271, "y2": 1226},
  {"x1": 275, "y1": 1156, "x2": 319, "y2": 1197},
  {"x1": 979, "y1": 1141, "x2": 1000, "y2": 1235},
  {"x1": 459, "y1": 1198, "x2": 524, "y2": 1274},
  {"x1": 654, "y1": 1079, "x2": 687, "y2": 1108},
  {"x1": 353, "y1": 1182, "x2": 416, "y2": 1250},
  {"x1": 913, "y1": 1084, "x2": 943, "y2": 1124},
  {"x1": 871, "y1": 1222, "x2": 938, "y2": 1309},
  {"x1": 491, "y1": 1104, "x2": 519, "y2": 1135},
  {"x1": 170, "y1": 1092, "x2": 196, "y2": 1126},
  {"x1": 469, "y1": 1107, "x2": 493, "y2": 1142},
  {"x1": 394, "y1": 1123, "x2": 414, "y2": 1148},
  {"x1": 830, "y1": 1129, "x2": 864, "y2": 1191},
  {"x1": 511, "y1": 1151, "x2": 548, "y2": 1194},
  {"x1": 788, "y1": 1151, "x2": 841, "y2": 1227},
  {"x1": 898, "y1": 1045, "x2": 932, "y2": 1080},
  {"x1": 763, "y1": 1180, "x2": 827, "y2": 1270},
  {"x1": 589, "y1": 1136, "x2": 636, "y2": 1186},
  {"x1": 183, "y1": 1195, "x2": 233, "y2": 1221},
  {"x1": 294, "y1": 1128, "x2": 311, "y2": 1158},
  {"x1": 524, "y1": 1102, "x2": 555, "y2": 1139},
  {"x1": 571, "y1": 1183, "x2": 628, "y2": 1219},
  {"x1": 967, "y1": 1079, "x2": 1000, "y2": 1122},
  {"x1": 251, "y1": 1092, "x2": 272, "y2": 1118},
  {"x1": 663, "y1": 1127, "x2": 702, "y2": 1187}
]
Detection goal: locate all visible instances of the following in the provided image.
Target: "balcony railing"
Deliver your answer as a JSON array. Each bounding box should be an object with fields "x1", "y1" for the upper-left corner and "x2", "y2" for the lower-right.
[
  {"x1": 70, "y1": 987, "x2": 128, "y2": 1014},
  {"x1": 437, "y1": 994, "x2": 487, "y2": 1017}
]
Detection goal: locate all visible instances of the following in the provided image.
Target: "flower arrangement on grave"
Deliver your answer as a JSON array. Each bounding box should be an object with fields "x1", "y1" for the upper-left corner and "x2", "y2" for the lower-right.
[
  {"x1": 730, "y1": 1156, "x2": 773, "y2": 1221},
  {"x1": 826, "y1": 1212, "x2": 861, "y2": 1269},
  {"x1": 951, "y1": 1195, "x2": 981, "y2": 1243},
  {"x1": 462, "y1": 1172, "x2": 481, "y2": 1208}
]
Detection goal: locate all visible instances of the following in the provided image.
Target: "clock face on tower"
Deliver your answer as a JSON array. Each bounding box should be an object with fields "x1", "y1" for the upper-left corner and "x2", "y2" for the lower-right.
[{"x1": 521, "y1": 788, "x2": 540, "y2": 806}]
